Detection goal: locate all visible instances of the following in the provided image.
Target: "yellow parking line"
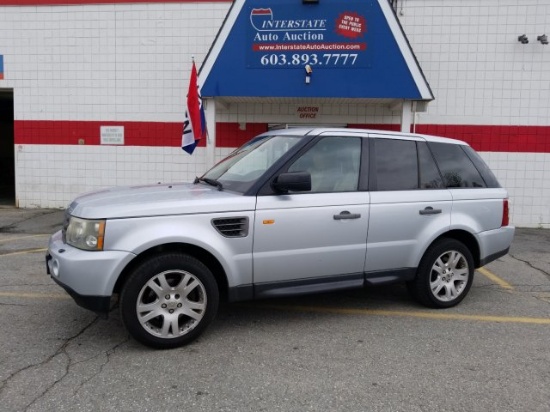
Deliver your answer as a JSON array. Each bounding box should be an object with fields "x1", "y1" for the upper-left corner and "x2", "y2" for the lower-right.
[
  {"x1": 477, "y1": 267, "x2": 514, "y2": 290},
  {"x1": 2, "y1": 293, "x2": 549, "y2": 325},
  {"x1": 244, "y1": 304, "x2": 550, "y2": 325},
  {"x1": 0, "y1": 291, "x2": 69, "y2": 300},
  {"x1": 0, "y1": 234, "x2": 49, "y2": 243},
  {"x1": 0, "y1": 248, "x2": 48, "y2": 257}
]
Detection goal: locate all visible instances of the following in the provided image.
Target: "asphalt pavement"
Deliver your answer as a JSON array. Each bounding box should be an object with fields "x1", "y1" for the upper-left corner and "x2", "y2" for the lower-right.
[
  {"x1": 0, "y1": 206, "x2": 549, "y2": 412},
  {"x1": 0, "y1": 207, "x2": 65, "y2": 235}
]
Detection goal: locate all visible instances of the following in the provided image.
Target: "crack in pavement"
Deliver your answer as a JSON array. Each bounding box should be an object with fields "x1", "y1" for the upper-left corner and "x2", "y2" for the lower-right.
[
  {"x1": 509, "y1": 253, "x2": 550, "y2": 279},
  {"x1": 71, "y1": 336, "x2": 130, "y2": 397},
  {"x1": 0, "y1": 316, "x2": 99, "y2": 411},
  {"x1": 22, "y1": 316, "x2": 101, "y2": 411}
]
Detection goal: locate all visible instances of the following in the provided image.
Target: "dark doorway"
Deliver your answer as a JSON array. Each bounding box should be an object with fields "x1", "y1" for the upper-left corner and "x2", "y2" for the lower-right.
[{"x1": 0, "y1": 90, "x2": 15, "y2": 206}]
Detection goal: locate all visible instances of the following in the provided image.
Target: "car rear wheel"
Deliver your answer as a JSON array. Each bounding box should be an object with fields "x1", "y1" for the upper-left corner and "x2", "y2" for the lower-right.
[
  {"x1": 120, "y1": 252, "x2": 219, "y2": 349},
  {"x1": 408, "y1": 238, "x2": 474, "y2": 308}
]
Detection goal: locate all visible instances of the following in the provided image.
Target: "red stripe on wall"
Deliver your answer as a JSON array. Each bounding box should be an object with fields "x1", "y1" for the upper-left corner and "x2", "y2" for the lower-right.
[
  {"x1": 216, "y1": 122, "x2": 268, "y2": 148},
  {"x1": 349, "y1": 124, "x2": 550, "y2": 153},
  {"x1": 13, "y1": 120, "x2": 550, "y2": 153},
  {"x1": 415, "y1": 124, "x2": 550, "y2": 153},
  {"x1": 14, "y1": 120, "x2": 206, "y2": 148},
  {"x1": 13, "y1": 120, "x2": 265, "y2": 148},
  {"x1": 0, "y1": 0, "x2": 230, "y2": 5}
]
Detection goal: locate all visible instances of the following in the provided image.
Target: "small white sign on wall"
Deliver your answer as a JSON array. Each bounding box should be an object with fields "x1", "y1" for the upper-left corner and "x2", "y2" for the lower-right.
[{"x1": 100, "y1": 126, "x2": 124, "y2": 145}]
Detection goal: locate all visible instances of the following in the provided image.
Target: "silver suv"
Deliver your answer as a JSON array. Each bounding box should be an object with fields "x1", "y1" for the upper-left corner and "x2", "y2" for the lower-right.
[{"x1": 46, "y1": 128, "x2": 515, "y2": 348}]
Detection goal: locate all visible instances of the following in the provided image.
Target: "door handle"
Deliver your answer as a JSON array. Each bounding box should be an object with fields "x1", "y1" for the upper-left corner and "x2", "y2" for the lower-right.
[
  {"x1": 334, "y1": 211, "x2": 361, "y2": 220},
  {"x1": 419, "y1": 207, "x2": 442, "y2": 215}
]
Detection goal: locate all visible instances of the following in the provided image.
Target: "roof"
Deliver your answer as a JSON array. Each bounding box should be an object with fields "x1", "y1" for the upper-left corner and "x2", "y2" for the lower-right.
[
  {"x1": 258, "y1": 127, "x2": 467, "y2": 146},
  {"x1": 200, "y1": 0, "x2": 434, "y2": 103}
]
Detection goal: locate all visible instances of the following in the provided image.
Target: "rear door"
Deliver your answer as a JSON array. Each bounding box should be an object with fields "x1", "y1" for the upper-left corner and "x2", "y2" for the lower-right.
[{"x1": 365, "y1": 136, "x2": 452, "y2": 279}]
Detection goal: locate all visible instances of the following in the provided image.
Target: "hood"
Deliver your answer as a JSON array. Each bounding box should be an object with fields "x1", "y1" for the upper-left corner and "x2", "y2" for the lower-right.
[{"x1": 67, "y1": 182, "x2": 255, "y2": 219}]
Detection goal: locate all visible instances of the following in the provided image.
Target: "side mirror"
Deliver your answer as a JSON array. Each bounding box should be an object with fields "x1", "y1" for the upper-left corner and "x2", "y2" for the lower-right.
[{"x1": 272, "y1": 171, "x2": 311, "y2": 193}]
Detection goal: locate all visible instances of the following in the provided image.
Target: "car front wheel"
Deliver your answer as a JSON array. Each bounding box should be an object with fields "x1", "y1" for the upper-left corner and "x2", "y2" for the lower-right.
[
  {"x1": 408, "y1": 238, "x2": 474, "y2": 308},
  {"x1": 120, "y1": 252, "x2": 219, "y2": 349}
]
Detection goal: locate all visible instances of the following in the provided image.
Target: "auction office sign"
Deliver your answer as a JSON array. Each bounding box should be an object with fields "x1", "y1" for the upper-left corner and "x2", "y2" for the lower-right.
[{"x1": 247, "y1": 4, "x2": 369, "y2": 69}]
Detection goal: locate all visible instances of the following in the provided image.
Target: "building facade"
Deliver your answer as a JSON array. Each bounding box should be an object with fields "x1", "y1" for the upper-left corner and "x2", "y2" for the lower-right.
[{"x1": 0, "y1": 0, "x2": 548, "y2": 227}]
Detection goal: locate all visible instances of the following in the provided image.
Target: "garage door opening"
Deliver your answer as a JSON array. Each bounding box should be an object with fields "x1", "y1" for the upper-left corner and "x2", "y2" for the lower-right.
[{"x1": 0, "y1": 90, "x2": 15, "y2": 206}]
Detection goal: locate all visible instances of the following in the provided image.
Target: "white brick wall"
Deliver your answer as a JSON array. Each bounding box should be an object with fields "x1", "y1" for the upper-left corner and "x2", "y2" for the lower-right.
[
  {"x1": 0, "y1": 2, "x2": 229, "y2": 122},
  {"x1": 399, "y1": 0, "x2": 550, "y2": 126},
  {"x1": 15, "y1": 144, "x2": 207, "y2": 208},
  {"x1": 480, "y1": 152, "x2": 550, "y2": 228},
  {"x1": 397, "y1": 0, "x2": 550, "y2": 227},
  {"x1": 1, "y1": 0, "x2": 549, "y2": 227}
]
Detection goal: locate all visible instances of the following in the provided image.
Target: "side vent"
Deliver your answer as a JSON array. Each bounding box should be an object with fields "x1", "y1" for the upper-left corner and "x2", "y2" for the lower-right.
[{"x1": 212, "y1": 217, "x2": 249, "y2": 238}]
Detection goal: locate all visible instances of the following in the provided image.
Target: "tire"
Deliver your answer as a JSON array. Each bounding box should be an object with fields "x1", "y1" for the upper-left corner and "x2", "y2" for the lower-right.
[
  {"x1": 120, "y1": 252, "x2": 219, "y2": 349},
  {"x1": 408, "y1": 238, "x2": 474, "y2": 308}
]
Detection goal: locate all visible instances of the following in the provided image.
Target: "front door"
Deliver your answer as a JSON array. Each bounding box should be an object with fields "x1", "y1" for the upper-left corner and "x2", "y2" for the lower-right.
[{"x1": 253, "y1": 136, "x2": 369, "y2": 290}]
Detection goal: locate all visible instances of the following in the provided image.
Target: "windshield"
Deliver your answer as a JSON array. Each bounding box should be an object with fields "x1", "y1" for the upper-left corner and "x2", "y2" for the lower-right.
[{"x1": 201, "y1": 135, "x2": 302, "y2": 193}]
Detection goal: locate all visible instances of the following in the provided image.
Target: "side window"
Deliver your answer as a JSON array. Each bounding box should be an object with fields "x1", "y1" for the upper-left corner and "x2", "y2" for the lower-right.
[
  {"x1": 287, "y1": 136, "x2": 361, "y2": 192},
  {"x1": 374, "y1": 139, "x2": 418, "y2": 191},
  {"x1": 462, "y1": 146, "x2": 501, "y2": 188},
  {"x1": 418, "y1": 142, "x2": 444, "y2": 189},
  {"x1": 428, "y1": 142, "x2": 487, "y2": 188}
]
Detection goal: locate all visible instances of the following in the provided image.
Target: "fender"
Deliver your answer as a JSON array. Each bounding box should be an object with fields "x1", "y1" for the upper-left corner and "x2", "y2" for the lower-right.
[{"x1": 103, "y1": 211, "x2": 256, "y2": 293}]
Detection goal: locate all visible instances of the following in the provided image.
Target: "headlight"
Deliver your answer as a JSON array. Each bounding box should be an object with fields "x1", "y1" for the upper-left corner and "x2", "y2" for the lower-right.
[{"x1": 65, "y1": 217, "x2": 106, "y2": 251}]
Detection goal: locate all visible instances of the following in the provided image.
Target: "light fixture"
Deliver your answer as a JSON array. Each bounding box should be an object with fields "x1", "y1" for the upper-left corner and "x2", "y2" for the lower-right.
[
  {"x1": 305, "y1": 65, "x2": 312, "y2": 84},
  {"x1": 518, "y1": 34, "x2": 529, "y2": 44},
  {"x1": 537, "y1": 34, "x2": 548, "y2": 45}
]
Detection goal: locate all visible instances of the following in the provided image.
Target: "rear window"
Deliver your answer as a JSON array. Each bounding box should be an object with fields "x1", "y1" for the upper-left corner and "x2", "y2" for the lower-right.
[
  {"x1": 462, "y1": 146, "x2": 501, "y2": 188},
  {"x1": 428, "y1": 142, "x2": 487, "y2": 188},
  {"x1": 372, "y1": 139, "x2": 445, "y2": 191}
]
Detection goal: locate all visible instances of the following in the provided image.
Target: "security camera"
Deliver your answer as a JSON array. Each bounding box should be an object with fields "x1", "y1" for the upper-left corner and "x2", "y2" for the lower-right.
[
  {"x1": 518, "y1": 34, "x2": 529, "y2": 44},
  {"x1": 537, "y1": 34, "x2": 548, "y2": 45}
]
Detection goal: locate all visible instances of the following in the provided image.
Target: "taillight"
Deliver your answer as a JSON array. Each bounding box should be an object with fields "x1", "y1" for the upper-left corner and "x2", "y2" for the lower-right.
[{"x1": 501, "y1": 199, "x2": 509, "y2": 227}]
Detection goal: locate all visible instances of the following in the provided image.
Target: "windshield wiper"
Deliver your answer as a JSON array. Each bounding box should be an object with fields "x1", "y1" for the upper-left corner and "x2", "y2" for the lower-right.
[{"x1": 194, "y1": 177, "x2": 224, "y2": 191}]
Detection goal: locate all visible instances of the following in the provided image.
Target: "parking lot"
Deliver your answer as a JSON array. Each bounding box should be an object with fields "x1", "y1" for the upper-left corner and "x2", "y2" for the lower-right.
[{"x1": 0, "y1": 208, "x2": 549, "y2": 412}]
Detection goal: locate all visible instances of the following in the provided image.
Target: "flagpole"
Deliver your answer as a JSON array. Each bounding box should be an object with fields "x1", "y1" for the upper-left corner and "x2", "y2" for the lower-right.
[{"x1": 205, "y1": 98, "x2": 216, "y2": 170}]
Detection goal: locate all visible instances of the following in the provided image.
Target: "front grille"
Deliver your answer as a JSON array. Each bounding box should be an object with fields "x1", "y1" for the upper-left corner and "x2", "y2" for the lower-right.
[{"x1": 211, "y1": 217, "x2": 249, "y2": 238}]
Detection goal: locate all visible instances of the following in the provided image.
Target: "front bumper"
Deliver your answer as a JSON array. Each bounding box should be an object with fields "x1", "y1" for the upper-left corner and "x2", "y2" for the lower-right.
[
  {"x1": 48, "y1": 272, "x2": 111, "y2": 315},
  {"x1": 46, "y1": 230, "x2": 136, "y2": 314}
]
